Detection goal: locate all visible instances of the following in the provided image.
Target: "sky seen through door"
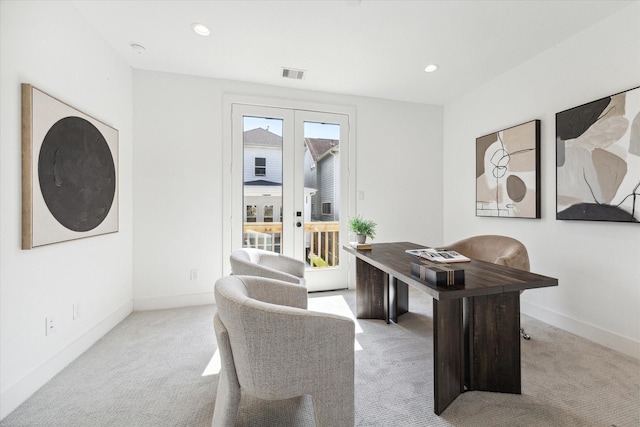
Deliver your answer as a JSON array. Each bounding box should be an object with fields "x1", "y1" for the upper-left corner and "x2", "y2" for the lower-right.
[{"x1": 243, "y1": 116, "x2": 340, "y2": 139}]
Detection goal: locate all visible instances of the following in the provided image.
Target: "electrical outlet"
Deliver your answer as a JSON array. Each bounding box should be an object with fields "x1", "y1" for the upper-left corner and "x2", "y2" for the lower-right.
[
  {"x1": 73, "y1": 301, "x2": 81, "y2": 320},
  {"x1": 190, "y1": 269, "x2": 200, "y2": 281},
  {"x1": 45, "y1": 314, "x2": 56, "y2": 336}
]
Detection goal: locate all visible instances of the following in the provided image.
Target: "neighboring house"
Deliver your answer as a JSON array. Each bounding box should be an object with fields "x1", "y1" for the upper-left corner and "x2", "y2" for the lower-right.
[
  {"x1": 303, "y1": 137, "x2": 340, "y2": 266},
  {"x1": 242, "y1": 128, "x2": 339, "y2": 258},
  {"x1": 304, "y1": 137, "x2": 340, "y2": 222},
  {"x1": 243, "y1": 128, "x2": 324, "y2": 226},
  {"x1": 242, "y1": 127, "x2": 285, "y2": 223}
]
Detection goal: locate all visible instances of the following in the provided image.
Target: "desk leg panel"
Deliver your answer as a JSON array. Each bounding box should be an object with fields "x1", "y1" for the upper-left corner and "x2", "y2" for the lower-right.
[
  {"x1": 464, "y1": 292, "x2": 521, "y2": 393},
  {"x1": 355, "y1": 258, "x2": 389, "y2": 322},
  {"x1": 433, "y1": 298, "x2": 464, "y2": 415},
  {"x1": 397, "y1": 279, "x2": 409, "y2": 316},
  {"x1": 388, "y1": 276, "x2": 409, "y2": 323}
]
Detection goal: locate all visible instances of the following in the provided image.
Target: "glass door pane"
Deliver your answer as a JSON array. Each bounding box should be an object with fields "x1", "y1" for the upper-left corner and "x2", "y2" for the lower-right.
[
  {"x1": 294, "y1": 110, "x2": 349, "y2": 292},
  {"x1": 302, "y1": 121, "x2": 341, "y2": 269},
  {"x1": 242, "y1": 116, "x2": 283, "y2": 253}
]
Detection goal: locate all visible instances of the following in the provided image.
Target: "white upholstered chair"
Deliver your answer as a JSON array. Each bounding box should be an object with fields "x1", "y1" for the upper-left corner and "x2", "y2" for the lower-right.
[
  {"x1": 212, "y1": 275, "x2": 355, "y2": 427},
  {"x1": 229, "y1": 248, "x2": 306, "y2": 286},
  {"x1": 444, "y1": 235, "x2": 532, "y2": 339}
]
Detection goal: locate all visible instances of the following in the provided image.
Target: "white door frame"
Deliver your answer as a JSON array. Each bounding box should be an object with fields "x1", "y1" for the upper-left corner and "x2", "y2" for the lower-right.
[{"x1": 222, "y1": 94, "x2": 357, "y2": 289}]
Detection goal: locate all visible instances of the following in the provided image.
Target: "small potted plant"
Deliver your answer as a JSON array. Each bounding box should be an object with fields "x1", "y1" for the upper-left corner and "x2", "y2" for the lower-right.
[{"x1": 348, "y1": 215, "x2": 377, "y2": 244}]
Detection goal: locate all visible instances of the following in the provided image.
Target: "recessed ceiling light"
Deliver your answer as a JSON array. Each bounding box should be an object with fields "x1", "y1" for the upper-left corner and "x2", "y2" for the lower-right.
[
  {"x1": 424, "y1": 64, "x2": 439, "y2": 73},
  {"x1": 192, "y1": 23, "x2": 210, "y2": 36}
]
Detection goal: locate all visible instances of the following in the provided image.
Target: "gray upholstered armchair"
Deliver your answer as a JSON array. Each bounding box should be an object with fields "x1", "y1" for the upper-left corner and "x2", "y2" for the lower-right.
[
  {"x1": 212, "y1": 275, "x2": 355, "y2": 427},
  {"x1": 445, "y1": 235, "x2": 532, "y2": 339},
  {"x1": 229, "y1": 248, "x2": 306, "y2": 286}
]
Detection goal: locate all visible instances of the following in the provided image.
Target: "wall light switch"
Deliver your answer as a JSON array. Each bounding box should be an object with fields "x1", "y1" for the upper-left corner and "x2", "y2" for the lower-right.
[
  {"x1": 73, "y1": 301, "x2": 81, "y2": 320},
  {"x1": 358, "y1": 191, "x2": 365, "y2": 200},
  {"x1": 190, "y1": 269, "x2": 200, "y2": 281}
]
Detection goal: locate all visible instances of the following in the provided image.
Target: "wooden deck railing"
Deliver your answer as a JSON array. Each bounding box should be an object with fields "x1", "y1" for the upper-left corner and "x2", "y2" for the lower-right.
[{"x1": 243, "y1": 221, "x2": 340, "y2": 268}]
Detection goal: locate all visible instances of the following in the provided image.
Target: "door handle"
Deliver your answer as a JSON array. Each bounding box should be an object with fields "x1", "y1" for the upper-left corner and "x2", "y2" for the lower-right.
[{"x1": 296, "y1": 222, "x2": 302, "y2": 228}]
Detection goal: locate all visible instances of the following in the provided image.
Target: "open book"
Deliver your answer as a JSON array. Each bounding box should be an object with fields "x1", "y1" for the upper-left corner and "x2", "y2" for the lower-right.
[{"x1": 405, "y1": 248, "x2": 470, "y2": 263}]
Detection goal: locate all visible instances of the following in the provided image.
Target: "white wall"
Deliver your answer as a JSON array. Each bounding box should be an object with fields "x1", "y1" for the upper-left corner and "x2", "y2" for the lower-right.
[
  {"x1": 443, "y1": 3, "x2": 640, "y2": 358},
  {"x1": 0, "y1": 1, "x2": 133, "y2": 418},
  {"x1": 132, "y1": 70, "x2": 443, "y2": 308},
  {"x1": 12, "y1": 0, "x2": 634, "y2": 419}
]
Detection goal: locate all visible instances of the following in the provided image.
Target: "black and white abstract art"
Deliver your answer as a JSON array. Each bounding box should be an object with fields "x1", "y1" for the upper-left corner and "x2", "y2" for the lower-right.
[
  {"x1": 22, "y1": 84, "x2": 119, "y2": 248},
  {"x1": 556, "y1": 87, "x2": 639, "y2": 223},
  {"x1": 476, "y1": 120, "x2": 541, "y2": 219}
]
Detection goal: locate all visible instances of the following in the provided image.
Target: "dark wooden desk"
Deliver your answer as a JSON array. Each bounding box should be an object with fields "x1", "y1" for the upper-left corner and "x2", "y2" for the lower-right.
[{"x1": 344, "y1": 242, "x2": 558, "y2": 415}]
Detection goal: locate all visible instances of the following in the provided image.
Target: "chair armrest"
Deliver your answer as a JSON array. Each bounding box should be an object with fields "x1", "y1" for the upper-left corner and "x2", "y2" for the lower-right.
[
  {"x1": 259, "y1": 252, "x2": 306, "y2": 279},
  {"x1": 495, "y1": 245, "x2": 530, "y2": 271},
  {"x1": 239, "y1": 275, "x2": 308, "y2": 309},
  {"x1": 232, "y1": 258, "x2": 304, "y2": 285}
]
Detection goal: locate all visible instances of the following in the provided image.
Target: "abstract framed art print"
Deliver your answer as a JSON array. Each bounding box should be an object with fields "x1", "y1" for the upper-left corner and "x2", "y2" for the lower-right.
[
  {"x1": 556, "y1": 86, "x2": 639, "y2": 223},
  {"x1": 22, "y1": 84, "x2": 119, "y2": 249},
  {"x1": 476, "y1": 120, "x2": 541, "y2": 218}
]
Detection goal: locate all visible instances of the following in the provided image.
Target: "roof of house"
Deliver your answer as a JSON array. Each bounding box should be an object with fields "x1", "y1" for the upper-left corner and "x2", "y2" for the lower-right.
[
  {"x1": 242, "y1": 129, "x2": 338, "y2": 161},
  {"x1": 243, "y1": 127, "x2": 282, "y2": 147},
  {"x1": 305, "y1": 138, "x2": 339, "y2": 162},
  {"x1": 244, "y1": 179, "x2": 281, "y2": 186}
]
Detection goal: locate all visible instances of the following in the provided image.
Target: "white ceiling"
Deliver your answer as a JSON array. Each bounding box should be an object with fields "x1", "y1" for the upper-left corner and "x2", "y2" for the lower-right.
[{"x1": 72, "y1": 0, "x2": 635, "y2": 105}]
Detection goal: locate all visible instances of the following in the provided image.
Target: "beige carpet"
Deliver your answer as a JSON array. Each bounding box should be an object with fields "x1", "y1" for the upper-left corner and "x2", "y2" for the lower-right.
[{"x1": 1, "y1": 288, "x2": 638, "y2": 426}]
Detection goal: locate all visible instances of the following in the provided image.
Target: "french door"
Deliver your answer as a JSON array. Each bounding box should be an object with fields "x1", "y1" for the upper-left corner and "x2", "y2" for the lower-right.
[{"x1": 227, "y1": 103, "x2": 352, "y2": 291}]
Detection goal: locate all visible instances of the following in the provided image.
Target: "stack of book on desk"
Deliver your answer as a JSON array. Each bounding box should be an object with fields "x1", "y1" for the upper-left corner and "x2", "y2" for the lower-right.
[{"x1": 410, "y1": 260, "x2": 465, "y2": 287}]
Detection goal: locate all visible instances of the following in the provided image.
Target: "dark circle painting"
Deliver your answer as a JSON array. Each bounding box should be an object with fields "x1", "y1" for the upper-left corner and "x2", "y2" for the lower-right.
[{"x1": 38, "y1": 116, "x2": 116, "y2": 232}]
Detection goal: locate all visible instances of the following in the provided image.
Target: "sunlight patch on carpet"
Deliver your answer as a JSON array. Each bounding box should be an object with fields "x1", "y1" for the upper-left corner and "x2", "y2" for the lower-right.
[{"x1": 202, "y1": 349, "x2": 221, "y2": 376}]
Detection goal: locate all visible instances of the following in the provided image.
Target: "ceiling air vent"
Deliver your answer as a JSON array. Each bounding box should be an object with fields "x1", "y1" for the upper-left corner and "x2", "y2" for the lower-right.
[{"x1": 282, "y1": 67, "x2": 306, "y2": 80}]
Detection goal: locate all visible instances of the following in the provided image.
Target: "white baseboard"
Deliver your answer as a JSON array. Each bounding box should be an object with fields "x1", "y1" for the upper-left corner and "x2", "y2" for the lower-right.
[
  {"x1": 133, "y1": 292, "x2": 215, "y2": 311},
  {"x1": 0, "y1": 300, "x2": 133, "y2": 420},
  {"x1": 521, "y1": 300, "x2": 640, "y2": 360}
]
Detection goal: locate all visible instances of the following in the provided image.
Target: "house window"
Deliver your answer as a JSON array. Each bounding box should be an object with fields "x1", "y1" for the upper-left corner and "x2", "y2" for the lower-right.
[
  {"x1": 264, "y1": 205, "x2": 274, "y2": 222},
  {"x1": 255, "y1": 157, "x2": 266, "y2": 176},
  {"x1": 246, "y1": 205, "x2": 257, "y2": 222},
  {"x1": 321, "y1": 203, "x2": 332, "y2": 215}
]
